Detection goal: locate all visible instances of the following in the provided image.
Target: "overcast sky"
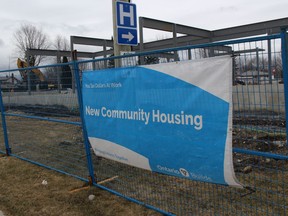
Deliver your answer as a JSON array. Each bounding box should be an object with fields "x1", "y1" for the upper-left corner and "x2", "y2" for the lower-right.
[{"x1": 0, "y1": 0, "x2": 288, "y2": 70}]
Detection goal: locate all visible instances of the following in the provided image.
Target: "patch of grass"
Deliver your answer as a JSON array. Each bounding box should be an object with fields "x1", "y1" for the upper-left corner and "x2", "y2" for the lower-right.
[{"x1": 0, "y1": 156, "x2": 161, "y2": 216}]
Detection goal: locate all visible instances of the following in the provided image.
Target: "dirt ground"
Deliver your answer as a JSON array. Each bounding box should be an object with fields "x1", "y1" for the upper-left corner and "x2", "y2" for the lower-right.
[{"x1": 0, "y1": 155, "x2": 161, "y2": 216}]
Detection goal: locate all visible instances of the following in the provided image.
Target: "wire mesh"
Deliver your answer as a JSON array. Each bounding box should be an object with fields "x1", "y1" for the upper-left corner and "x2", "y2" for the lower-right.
[
  {"x1": 0, "y1": 34, "x2": 287, "y2": 215},
  {"x1": 92, "y1": 154, "x2": 287, "y2": 215},
  {"x1": 0, "y1": 63, "x2": 88, "y2": 179},
  {"x1": 78, "y1": 35, "x2": 288, "y2": 215}
]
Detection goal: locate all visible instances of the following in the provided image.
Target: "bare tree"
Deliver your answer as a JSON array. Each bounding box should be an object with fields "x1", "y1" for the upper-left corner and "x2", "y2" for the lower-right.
[
  {"x1": 51, "y1": 35, "x2": 70, "y2": 65},
  {"x1": 44, "y1": 35, "x2": 71, "y2": 83},
  {"x1": 274, "y1": 53, "x2": 283, "y2": 79},
  {"x1": 239, "y1": 56, "x2": 268, "y2": 72},
  {"x1": 14, "y1": 23, "x2": 50, "y2": 66},
  {"x1": 54, "y1": 35, "x2": 70, "y2": 51}
]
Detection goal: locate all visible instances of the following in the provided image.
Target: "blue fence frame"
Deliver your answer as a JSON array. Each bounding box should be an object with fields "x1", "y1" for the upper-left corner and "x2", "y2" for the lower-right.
[{"x1": 0, "y1": 31, "x2": 287, "y2": 215}]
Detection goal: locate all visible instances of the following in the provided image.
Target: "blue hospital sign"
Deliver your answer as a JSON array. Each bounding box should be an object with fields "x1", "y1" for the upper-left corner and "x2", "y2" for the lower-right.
[
  {"x1": 116, "y1": 1, "x2": 138, "y2": 46},
  {"x1": 82, "y1": 56, "x2": 242, "y2": 188},
  {"x1": 116, "y1": 1, "x2": 137, "y2": 28}
]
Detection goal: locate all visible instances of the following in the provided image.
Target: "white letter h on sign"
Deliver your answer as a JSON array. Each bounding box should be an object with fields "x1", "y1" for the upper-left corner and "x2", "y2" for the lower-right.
[{"x1": 119, "y1": 4, "x2": 134, "y2": 26}]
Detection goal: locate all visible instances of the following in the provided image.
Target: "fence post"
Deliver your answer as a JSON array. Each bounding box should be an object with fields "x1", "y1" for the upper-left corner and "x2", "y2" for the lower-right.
[
  {"x1": 281, "y1": 28, "x2": 288, "y2": 146},
  {"x1": 72, "y1": 51, "x2": 96, "y2": 184},
  {"x1": 0, "y1": 84, "x2": 11, "y2": 155},
  {"x1": 57, "y1": 52, "x2": 62, "y2": 93}
]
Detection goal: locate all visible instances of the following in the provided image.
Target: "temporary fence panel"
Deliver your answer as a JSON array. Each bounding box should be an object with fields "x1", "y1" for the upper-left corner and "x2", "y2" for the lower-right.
[
  {"x1": 0, "y1": 31, "x2": 287, "y2": 215},
  {"x1": 0, "y1": 62, "x2": 91, "y2": 181},
  {"x1": 77, "y1": 32, "x2": 288, "y2": 215}
]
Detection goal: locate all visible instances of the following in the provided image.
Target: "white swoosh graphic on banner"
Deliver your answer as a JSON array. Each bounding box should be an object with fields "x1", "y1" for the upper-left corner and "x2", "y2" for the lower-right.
[
  {"x1": 89, "y1": 137, "x2": 152, "y2": 171},
  {"x1": 142, "y1": 56, "x2": 231, "y2": 102}
]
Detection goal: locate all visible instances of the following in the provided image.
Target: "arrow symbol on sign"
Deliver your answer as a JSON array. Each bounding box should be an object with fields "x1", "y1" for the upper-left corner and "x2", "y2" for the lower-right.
[{"x1": 122, "y1": 32, "x2": 134, "y2": 42}]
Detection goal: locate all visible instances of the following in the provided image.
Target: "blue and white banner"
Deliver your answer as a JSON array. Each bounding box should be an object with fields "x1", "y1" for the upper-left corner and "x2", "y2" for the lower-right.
[{"x1": 82, "y1": 56, "x2": 242, "y2": 188}]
